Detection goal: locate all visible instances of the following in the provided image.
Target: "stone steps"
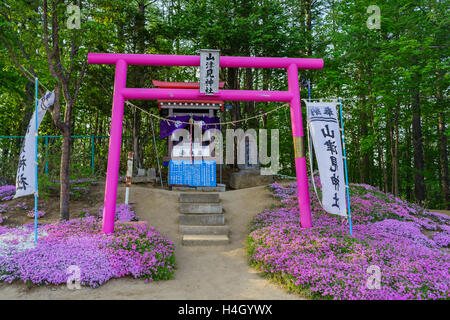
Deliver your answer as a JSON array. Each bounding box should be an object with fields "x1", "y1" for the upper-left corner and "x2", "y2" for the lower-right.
[
  {"x1": 179, "y1": 193, "x2": 220, "y2": 203},
  {"x1": 178, "y1": 192, "x2": 230, "y2": 246},
  {"x1": 179, "y1": 214, "x2": 225, "y2": 226},
  {"x1": 179, "y1": 225, "x2": 229, "y2": 235},
  {"x1": 182, "y1": 234, "x2": 230, "y2": 246},
  {"x1": 179, "y1": 203, "x2": 223, "y2": 214}
]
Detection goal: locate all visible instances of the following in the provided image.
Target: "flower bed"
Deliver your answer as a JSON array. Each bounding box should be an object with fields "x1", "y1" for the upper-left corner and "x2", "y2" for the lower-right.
[
  {"x1": 0, "y1": 204, "x2": 8, "y2": 224},
  {"x1": 0, "y1": 206, "x2": 175, "y2": 288},
  {"x1": 97, "y1": 203, "x2": 138, "y2": 222},
  {"x1": 0, "y1": 185, "x2": 15, "y2": 202},
  {"x1": 38, "y1": 177, "x2": 98, "y2": 199},
  {"x1": 247, "y1": 181, "x2": 450, "y2": 300},
  {"x1": 26, "y1": 210, "x2": 47, "y2": 219}
]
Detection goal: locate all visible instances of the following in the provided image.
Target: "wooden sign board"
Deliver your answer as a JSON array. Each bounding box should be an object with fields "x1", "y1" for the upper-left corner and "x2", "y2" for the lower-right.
[{"x1": 200, "y1": 49, "x2": 220, "y2": 95}]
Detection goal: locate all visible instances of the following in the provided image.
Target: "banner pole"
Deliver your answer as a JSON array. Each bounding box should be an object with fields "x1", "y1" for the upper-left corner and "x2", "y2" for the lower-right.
[
  {"x1": 308, "y1": 79, "x2": 311, "y2": 101},
  {"x1": 34, "y1": 78, "x2": 38, "y2": 243},
  {"x1": 338, "y1": 98, "x2": 353, "y2": 235}
]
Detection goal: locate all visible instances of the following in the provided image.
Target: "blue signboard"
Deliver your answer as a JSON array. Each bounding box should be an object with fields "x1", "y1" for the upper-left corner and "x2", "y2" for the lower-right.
[{"x1": 169, "y1": 160, "x2": 216, "y2": 187}]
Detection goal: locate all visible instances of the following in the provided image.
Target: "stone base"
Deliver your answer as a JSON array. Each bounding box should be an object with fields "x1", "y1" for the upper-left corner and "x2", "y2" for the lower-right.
[
  {"x1": 196, "y1": 184, "x2": 226, "y2": 192},
  {"x1": 172, "y1": 184, "x2": 226, "y2": 192},
  {"x1": 229, "y1": 170, "x2": 275, "y2": 189},
  {"x1": 131, "y1": 176, "x2": 149, "y2": 183},
  {"x1": 128, "y1": 176, "x2": 160, "y2": 184}
]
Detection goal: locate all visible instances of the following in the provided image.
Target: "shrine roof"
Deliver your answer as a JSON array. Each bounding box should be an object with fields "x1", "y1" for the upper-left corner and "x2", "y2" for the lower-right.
[
  {"x1": 152, "y1": 80, "x2": 225, "y2": 89},
  {"x1": 152, "y1": 80, "x2": 226, "y2": 112}
]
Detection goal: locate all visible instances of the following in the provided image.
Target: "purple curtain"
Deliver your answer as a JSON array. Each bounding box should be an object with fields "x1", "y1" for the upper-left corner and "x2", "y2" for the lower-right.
[
  {"x1": 160, "y1": 115, "x2": 220, "y2": 139},
  {"x1": 193, "y1": 116, "x2": 220, "y2": 131},
  {"x1": 159, "y1": 116, "x2": 190, "y2": 139}
]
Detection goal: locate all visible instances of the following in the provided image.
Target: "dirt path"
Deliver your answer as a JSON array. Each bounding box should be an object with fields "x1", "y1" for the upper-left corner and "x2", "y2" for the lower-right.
[{"x1": 0, "y1": 184, "x2": 302, "y2": 300}]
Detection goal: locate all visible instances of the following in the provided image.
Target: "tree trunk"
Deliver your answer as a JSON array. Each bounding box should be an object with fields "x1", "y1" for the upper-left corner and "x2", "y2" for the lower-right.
[
  {"x1": 94, "y1": 111, "x2": 99, "y2": 136},
  {"x1": 305, "y1": 0, "x2": 312, "y2": 57},
  {"x1": 352, "y1": 130, "x2": 361, "y2": 183},
  {"x1": 42, "y1": 0, "x2": 88, "y2": 221},
  {"x1": 227, "y1": 67, "x2": 241, "y2": 126},
  {"x1": 244, "y1": 66, "x2": 255, "y2": 128},
  {"x1": 227, "y1": 67, "x2": 241, "y2": 168},
  {"x1": 132, "y1": 0, "x2": 146, "y2": 171},
  {"x1": 392, "y1": 102, "x2": 400, "y2": 197},
  {"x1": 369, "y1": 90, "x2": 388, "y2": 192},
  {"x1": 388, "y1": 116, "x2": 394, "y2": 193},
  {"x1": 133, "y1": 109, "x2": 142, "y2": 170},
  {"x1": 60, "y1": 125, "x2": 71, "y2": 220},
  {"x1": 438, "y1": 112, "x2": 449, "y2": 209},
  {"x1": 375, "y1": 132, "x2": 388, "y2": 193},
  {"x1": 405, "y1": 123, "x2": 412, "y2": 201},
  {"x1": 360, "y1": 102, "x2": 370, "y2": 183},
  {"x1": 412, "y1": 87, "x2": 425, "y2": 205}
]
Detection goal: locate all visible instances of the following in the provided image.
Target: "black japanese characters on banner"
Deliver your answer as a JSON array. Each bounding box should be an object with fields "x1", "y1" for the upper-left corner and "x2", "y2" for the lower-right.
[
  {"x1": 14, "y1": 91, "x2": 55, "y2": 198},
  {"x1": 306, "y1": 103, "x2": 347, "y2": 217}
]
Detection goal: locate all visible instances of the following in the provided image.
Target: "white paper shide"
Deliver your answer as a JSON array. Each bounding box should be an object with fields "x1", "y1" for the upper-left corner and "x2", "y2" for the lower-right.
[
  {"x1": 306, "y1": 101, "x2": 347, "y2": 216},
  {"x1": 14, "y1": 91, "x2": 55, "y2": 198}
]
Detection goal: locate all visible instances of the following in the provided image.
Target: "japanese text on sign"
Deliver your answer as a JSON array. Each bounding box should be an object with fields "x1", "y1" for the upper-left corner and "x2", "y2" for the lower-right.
[{"x1": 200, "y1": 49, "x2": 220, "y2": 95}]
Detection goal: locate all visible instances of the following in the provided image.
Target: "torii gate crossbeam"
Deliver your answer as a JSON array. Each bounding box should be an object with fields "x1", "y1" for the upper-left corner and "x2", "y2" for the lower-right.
[{"x1": 88, "y1": 53, "x2": 324, "y2": 234}]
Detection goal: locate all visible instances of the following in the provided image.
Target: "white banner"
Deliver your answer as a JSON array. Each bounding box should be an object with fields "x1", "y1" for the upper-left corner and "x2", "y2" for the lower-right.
[
  {"x1": 14, "y1": 91, "x2": 55, "y2": 198},
  {"x1": 306, "y1": 101, "x2": 347, "y2": 216}
]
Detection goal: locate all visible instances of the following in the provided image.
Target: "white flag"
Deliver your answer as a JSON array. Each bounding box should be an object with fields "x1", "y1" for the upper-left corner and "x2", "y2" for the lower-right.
[
  {"x1": 306, "y1": 101, "x2": 347, "y2": 216},
  {"x1": 14, "y1": 91, "x2": 55, "y2": 198}
]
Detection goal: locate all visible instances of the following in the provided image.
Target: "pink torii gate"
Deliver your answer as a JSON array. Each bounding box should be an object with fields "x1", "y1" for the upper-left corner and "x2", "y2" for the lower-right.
[{"x1": 88, "y1": 53, "x2": 324, "y2": 234}]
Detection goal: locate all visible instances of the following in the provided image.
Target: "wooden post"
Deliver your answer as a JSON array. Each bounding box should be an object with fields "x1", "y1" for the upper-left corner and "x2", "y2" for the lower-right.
[{"x1": 125, "y1": 151, "x2": 133, "y2": 204}]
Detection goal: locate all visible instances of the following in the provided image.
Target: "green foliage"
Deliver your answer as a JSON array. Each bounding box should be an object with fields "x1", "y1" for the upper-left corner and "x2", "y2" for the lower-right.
[
  {"x1": 79, "y1": 208, "x2": 88, "y2": 218},
  {"x1": 38, "y1": 173, "x2": 58, "y2": 199},
  {"x1": 38, "y1": 159, "x2": 96, "y2": 199}
]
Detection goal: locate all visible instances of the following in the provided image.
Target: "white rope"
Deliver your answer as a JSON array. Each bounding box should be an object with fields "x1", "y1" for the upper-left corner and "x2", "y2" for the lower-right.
[
  {"x1": 125, "y1": 100, "x2": 289, "y2": 126},
  {"x1": 21, "y1": 66, "x2": 51, "y2": 92},
  {"x1": 301, "y1": 97, "x2": 380, "y2": 101}
]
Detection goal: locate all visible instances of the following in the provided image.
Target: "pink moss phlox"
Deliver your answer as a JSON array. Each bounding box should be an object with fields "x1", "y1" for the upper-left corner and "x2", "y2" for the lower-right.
[
  {"x1": 249, "y1": 182, "x2": 450, "y2": 300},
  {"x1": 97, "y1": 203, "x2": 138, "y2": 222},
  {"x1": 0, "y1": 206, "x2": 175, "y2": 287},
  {"x1": 0, "y1": 185, "x2": 15, "y2": 202}
]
